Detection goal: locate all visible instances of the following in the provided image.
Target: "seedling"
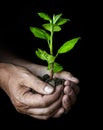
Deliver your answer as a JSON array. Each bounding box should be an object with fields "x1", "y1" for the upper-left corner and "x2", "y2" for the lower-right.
[{"x1": 30, "y1": 12, "x2": 80, "y2": 80}]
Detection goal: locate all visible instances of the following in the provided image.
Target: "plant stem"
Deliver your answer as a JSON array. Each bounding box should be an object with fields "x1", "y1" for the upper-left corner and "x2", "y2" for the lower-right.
[
  {"x1": 50, "y1": 22, "x2": 54, "y2": 79},
  {"x1": 50, "y1": 63, "x2": 54, "y2": 79}
]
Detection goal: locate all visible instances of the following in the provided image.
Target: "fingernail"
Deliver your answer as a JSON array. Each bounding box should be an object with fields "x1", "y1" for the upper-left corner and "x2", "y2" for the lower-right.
[{"x1": 44, "y1": 86, "x2": 54, "y2": 94}]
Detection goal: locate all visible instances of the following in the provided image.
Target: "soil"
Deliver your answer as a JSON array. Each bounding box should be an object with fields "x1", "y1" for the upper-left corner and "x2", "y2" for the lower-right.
[
  {"x1": 30, "y1": 74, "x2": 65, "y2": 94},
  {"x1": 39, "y1": 74, "x2": 65, "y2": 87}
]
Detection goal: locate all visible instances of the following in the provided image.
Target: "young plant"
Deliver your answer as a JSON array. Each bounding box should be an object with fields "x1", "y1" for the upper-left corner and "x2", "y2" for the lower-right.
[{"x1": 30, "y1": 12, "x2": 80, "y2": 80}]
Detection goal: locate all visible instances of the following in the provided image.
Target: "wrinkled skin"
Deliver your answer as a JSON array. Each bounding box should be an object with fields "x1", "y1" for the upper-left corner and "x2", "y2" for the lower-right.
[
  {"x1": 0, "y1": 51, "x2": 79, "y2": 120},
  {"x1": 0, "y1": 62, "x2": 79, "y2": 120}
]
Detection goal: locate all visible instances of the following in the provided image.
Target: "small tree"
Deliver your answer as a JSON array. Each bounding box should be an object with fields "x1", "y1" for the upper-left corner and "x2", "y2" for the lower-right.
[{"x1": 30, "y1": 12, "x2": 80, "y2": 80}]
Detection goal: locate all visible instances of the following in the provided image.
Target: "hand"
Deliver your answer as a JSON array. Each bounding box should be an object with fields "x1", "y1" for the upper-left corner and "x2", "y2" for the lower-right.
[
  {"x1": 54, "y1": 71, "x2": 80, "y2": 116},
  {"x1": 26, "y1": 64, "x2": 80, "y2": 117},
  {"x1": 0, "y1": 63, "x2": 64, "y2": 120},
  {"x1": 0, "y1": 51, "x2": 80, "y2": 119}
]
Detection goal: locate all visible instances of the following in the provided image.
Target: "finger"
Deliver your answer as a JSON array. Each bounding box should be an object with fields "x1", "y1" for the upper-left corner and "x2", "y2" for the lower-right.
[
  {"x1": 27, "y1": 93, "x2": 63, "y2": 116},
  {"x1": 64, "y1": 84, "x2": 80, "y2": 95},
  {"x1": 64, "y1": 85, "x2": 72, "y2": 95},
  {"x1": 54, "y1": 71, "x2": 79, "y2": 83},
  {"x1": 30, "y1": 114, "x2": 51, "y2": 120},
  {"x1": 30, "y1": 107, "x2": 64, "y2": 120},
  {"x1": 22, "y1": 73, "x2": 54, "y2": 94},
  {"x1": 69, "y1": 90, "x2": 77, "y2": 105},
  {"x1": 62, "y1": 95, "x2": 71, "y2": 111},
  {"x1": 53, "y1": 108, "x2": 64, "y2": 118},
  {"x1": 21, "y1": 84, "x2": 63, "y2": 107},
  {"x1": 71, "y1": 82, "x2": 80, "y2": 95},
  {"x1": 64, "y1": 80, "x2": 71, "y2": 86}
]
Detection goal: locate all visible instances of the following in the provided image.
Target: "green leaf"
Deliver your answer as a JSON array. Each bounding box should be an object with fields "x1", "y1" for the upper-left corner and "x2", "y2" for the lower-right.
[
  {"x1": 35, "y1": 48, "x2": 55, "y2": 64},
  {"x1": 58, "y1": 37, "x2": 81, "y2": 54},
  {"x1": 53, "y1": 13, "x2": 62, "y2": 24},
  {"x1": 56, "y1": 18, "x2": 70, "y2": 26},
  {"x1": 42, "y1": 23, "x2": 52, "y2": 32},
  {"x1": 38, "y1": 12, "x2": 52, "y2": 22},
  {"x1": 53, "y1": 25, "x2": 61, "y2": 32},
  {"x1": 30, "y1": 27, "x2": 50, "y2": 40},
  {"x1": 53, "y1": 62, "x2": 63, "y2": 73},
  {"x1": 43, "y1": 23, "x2": 61, "y2": 32}
]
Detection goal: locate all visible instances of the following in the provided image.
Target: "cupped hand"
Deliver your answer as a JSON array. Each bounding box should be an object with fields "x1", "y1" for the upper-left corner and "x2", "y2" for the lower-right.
[
  {"x1": 0, "y1": 63, "x2": 64, "y2": 120},
  {"x1": 54, "y1": 71, "x2": 80, "y2": 115},
  {"x1": 26, "y1": 64, "x2": 80, "y2": 116}
]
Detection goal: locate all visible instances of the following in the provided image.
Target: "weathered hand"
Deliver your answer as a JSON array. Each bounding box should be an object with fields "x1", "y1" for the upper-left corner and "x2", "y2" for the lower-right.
[
  {"x1": 0, "y1": 63, "x2": 64, "y2": 120},
  {"x1": 26, "y1": 64, "x2": 80, "y2": 117},
  {"x1": 54, "y1": 71, "x2": 79, "y2": 116}
]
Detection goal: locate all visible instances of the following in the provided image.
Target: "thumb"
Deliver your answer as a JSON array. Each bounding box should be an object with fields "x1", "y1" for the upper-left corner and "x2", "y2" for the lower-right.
[{"x1": 25, "y1": 74, "x2": 54, "y2": 94}]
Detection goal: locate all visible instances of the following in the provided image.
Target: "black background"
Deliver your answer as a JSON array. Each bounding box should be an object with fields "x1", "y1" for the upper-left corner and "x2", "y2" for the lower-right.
[{"x1": 0, "y1": 0, "x2": 91, "y2": 129}]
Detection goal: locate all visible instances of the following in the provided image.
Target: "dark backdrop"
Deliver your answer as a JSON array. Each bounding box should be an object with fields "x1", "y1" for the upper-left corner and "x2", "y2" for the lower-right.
[{"x1": 0, "y1": 0, "x2": 85, "y2": 129}]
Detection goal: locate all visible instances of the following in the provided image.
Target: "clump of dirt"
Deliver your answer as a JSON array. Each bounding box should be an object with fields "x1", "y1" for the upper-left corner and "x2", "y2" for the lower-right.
[
  {"x1": 40, "y1": 74, "x2": 65, "y2": 87},
  {"x1": 30, "y1": 74, "x2": 65, "y2": 94}
]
